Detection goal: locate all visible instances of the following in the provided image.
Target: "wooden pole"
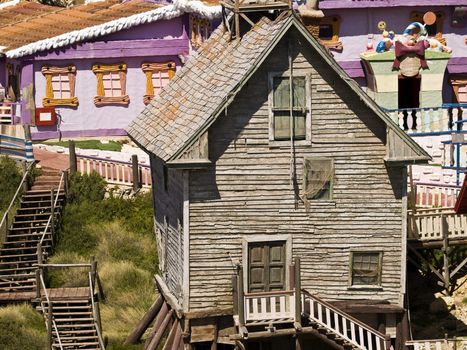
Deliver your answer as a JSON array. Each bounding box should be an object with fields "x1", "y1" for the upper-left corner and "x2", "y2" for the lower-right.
[
  {"x1": 144, "y1": 302, "x2": 169, "y2": 349},
  {"x1": 146, "y1": 309, "x2": 174, "y2": 350},
  {"x1": 37, "y1": 243, "x2": 43, "y2": 265},
  {"x1": 69, "y1": 140, "x2": 77, "y2": 174},
  {"x1": 90, "y1": 257, "x2": 97, "y2": 291},
  {"x1": 35, "y1": 269, "x2": 41, "y2": 299},
  {"x1": 162, "y1": 319, "x2": 179, "y2": 350},
  {"x1": 63, "y1": 170, "x2": 69, "y2": 195},
  {"x1": 132, "y1": 154, "x2": 140, "y2": 191},
  {"x1": 238, "y1": 265, "x2": 245, "y2": 326},
  {"x1": 172, "y1": 321, "x2": 183, "y2": 350},
  {"x1": 50, "y1": 189, "x2": 55, "y2": 238},
  {"x1": 441, "y1": 214, "x2": 450, "y2": 292},
  {"x1": 125, "y1": 296, "x2": 164, "y2": 345},
  {"x1": 234, "y1": 0, "x2": 240, "y2": 40},
  {"x1": 232, "y1": 274, "x2": 238, "y2": 317},
  {"x1": 294, "y1": 257, "x2": 301, "y2": 325},
  {"x1": 47, "y1": 301, "x2": 53, "y2": 350},
  {"x1": 95, "y1": 300, "x2": 103, "y2": 336},
  {"x1": 22, "y1": 161, "x2": 28, "y2": 192}
]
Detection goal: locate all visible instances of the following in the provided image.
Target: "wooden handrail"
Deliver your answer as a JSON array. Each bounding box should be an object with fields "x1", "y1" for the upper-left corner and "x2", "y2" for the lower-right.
[
  {"x1": 39, "y1": 271, "x2": 64, "y2": 350},
  {"x1": 89, "y1": 271, "x2": 106, "y2": 350}
]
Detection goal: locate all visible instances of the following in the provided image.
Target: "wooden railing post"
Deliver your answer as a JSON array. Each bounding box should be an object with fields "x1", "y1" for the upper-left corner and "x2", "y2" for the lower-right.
[
  {"x1": 69, "y1": 140, "x2": 77, "y2": 174},
  {"x1": 47, "y1": 300, "x2": 53, "y2": 350},
  {"x1": 238, "y1": 265, "x2": 245, "y2": 326},
  {"x1": 37, "y1": 243, "x2": 43, "y2": 266},
  {"x1": 63, "y1": 170, "x2": 69, "y2": 195},
  {"x1": 91, "y1": 256, "x2": 97, "y2": 291},
  {"x1": 35, "y1": 269, "x2": 41, "y2": 299},
  {"x1": 441, "y1": 214, "x2": 451, "y2": 291},
  {"x1": 294, "y1": 257, "x2": 301, "y2": 326},
  {"x1": 132, "y1": 154, "x2": 140, "y2": 191},
  {"x1": 232, "y1": 273, "x2": 238, "y2": 317},
  {"x1": 21, "y1": 161, "x2": 28, "y2": 192},
  {"x1": 50, "y1": 189, "x2": 55, "y2": 238}
]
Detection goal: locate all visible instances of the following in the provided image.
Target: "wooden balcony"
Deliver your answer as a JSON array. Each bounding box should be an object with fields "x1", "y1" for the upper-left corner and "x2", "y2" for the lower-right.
[
  {"x1": 231, "y1": 258, "x2": 391, "y2": 350},
  {"x1": 408, "y1": 208, "x2": 467, "y2": 247},
  {"x1": 406, "y1": 338, "x2": 461, "y2": 350},
  {"x1": 384, "y1": 104, "x2": 466, "y2": 135},
  {"x1": 0, "y1": 102, "x2": 21, "y2": 125}
]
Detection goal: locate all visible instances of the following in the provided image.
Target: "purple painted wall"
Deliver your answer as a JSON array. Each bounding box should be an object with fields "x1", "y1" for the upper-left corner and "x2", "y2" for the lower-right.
[
  {"x1": 325, "y1": 6, "x2": 467, "y2": 92},
  {"x1": 16, "y1": 17, "x2": 190, "y2": 140},
  {"x1": 0, "y1": 57, "x2": 5, "y2": 89}
]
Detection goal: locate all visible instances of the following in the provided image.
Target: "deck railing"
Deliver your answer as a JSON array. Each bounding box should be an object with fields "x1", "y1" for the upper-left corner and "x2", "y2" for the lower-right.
[
  {"x1": 0, "y1": 102, "x2": 21, "y2": 124},
  {"x1": 302, "y1": 290, "x2": 391, "y2": 350},
  {"x1": 406, "y1": 338, "x2": 460, "y2": 350},
  {"x1": 385, "y1": 104, "x2": 466, "y2": 134},
  {"x1": 414, "y1": 183, "x2": 462, "y2": 208},
  {"x1": 408, "y1": 208, "x2": 467, "y2": 241},
  {"x1": 77, "y1": 154, "x2": 151, "y2": 188},
  {"x1": 244, "y1": 290, "x2": 295, "y2": 322}
]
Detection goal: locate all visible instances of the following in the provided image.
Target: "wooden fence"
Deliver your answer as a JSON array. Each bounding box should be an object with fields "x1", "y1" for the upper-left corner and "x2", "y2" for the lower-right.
[
  {"x1": 76, "y1": 154, "x2": 151, "y2": 188},
  {"x1": 244, "y1": 290, "x2": 295, "y2": 322},
  {"x1": 0, "y1": 102, "x2": 20, "y2": 125},
  {"x1": 408, "y1": 208, "x2": 467, "y2": 241}
]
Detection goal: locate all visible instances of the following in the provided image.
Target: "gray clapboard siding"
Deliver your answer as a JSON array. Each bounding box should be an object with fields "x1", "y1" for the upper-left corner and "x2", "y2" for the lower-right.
[
  {"x1": 186, "y1": 31, "x2": 405, "y2": 311},
  {"x1": 150, "y1": 154, "x2": 185, "y2": 303}
]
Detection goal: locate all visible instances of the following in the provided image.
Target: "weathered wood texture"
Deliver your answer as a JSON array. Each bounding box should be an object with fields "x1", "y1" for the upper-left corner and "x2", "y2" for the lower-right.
[
  {"x1": 151, "y1": 155, "x2": 184, "y2": 304},
  {"x1": 186, "y1": 31, "x2": 405, "y2": 311}
]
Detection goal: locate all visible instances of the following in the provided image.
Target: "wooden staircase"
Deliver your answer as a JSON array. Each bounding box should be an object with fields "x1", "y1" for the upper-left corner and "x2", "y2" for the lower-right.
[
  {"x1": 0, "y1": 167, "x2": 65, "y2": 302},
  {"x1": 35, "y1": 264, "x2": 106, "y2": 350}
]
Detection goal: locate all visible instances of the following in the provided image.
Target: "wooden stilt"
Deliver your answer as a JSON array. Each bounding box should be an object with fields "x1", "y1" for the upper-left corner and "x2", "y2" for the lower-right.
[
  {"x1": 441, "y1": 215, "x2": 451, "y2": 292},
  {"x1": 146, "y1": 309, "x2": 174, "y2": 350},
  {"x1": 162, "y1": 319, "x2": 179, "y2": 350},
  {"x1": 144, "y1": 302, "x2": 169, "y2": 349},
  {"x1": 125, "y1": 296, "x2": 163, "y2": 345},
  {"x1": 172, "y1": 321, "x2": 183, "y2": 350}
]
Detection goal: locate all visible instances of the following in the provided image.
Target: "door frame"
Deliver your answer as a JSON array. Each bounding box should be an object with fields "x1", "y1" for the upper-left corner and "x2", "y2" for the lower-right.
[{"x1": 242, "y1": 234, "x2": 292, "y2": 294}]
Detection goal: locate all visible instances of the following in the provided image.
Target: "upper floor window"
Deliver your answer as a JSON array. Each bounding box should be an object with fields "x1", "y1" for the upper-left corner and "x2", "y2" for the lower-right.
[
  {"x1": 142, "y1": 62, "x2": 176, "y2": 105},
  {"x1": 303, "y1": 158, "x2": 334, "y2": 201},
  {"x1": 410, "y1": 11, "x2": 446, "y2": 44},
  {"x1": 41, "y1": 65, "x2": 78, "y2": 107},
  {"x1": 450, "y1": 75, "x2": 467, "y2": 104},
  {"x1": 269, "y1": 74, "x2": 310, "y2": 141},
  {"x1": 350, "y1": 251, "x2": 383, "y2": 287},
  {"x1": 319, "y1": 16, "x2": 342, "y2": 51},
  {"x1": 92, "y1": 63, "x2": 129, "y2": 106},
  {"x1": 190, "y1": 15, "x2": 211, "y2": 49}
]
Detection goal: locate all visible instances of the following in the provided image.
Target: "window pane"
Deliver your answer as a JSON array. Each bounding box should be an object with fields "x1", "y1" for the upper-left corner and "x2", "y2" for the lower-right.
[
  {"x1": 304, "y1": 158, "x2": 333, "y2": 200},
  {"x1": 273, "y1": 77, "x2": 290, "y2": 109},
  {"x1": 352, "y1": 252, "x2": 381, "y2": 286},
  {"x1": 274, "y1": 111, "x2": 306, "y2": 141},
  {"x1": 293, "y1": 77, "x2": 306, "y2": 109}
]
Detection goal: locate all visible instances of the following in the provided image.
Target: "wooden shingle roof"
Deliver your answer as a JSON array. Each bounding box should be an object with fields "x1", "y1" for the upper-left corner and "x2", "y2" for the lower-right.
[
  {"x1": 127, "y1": 12, "x2": 430, "y2": 164},
  {"x1": 0, "y1": 0, "x2": 162, "y2": 52}
]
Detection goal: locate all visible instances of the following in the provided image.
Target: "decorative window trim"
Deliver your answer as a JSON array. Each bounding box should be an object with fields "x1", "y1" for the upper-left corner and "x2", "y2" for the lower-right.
[
  {"x1": 41, "y1": 65, "x2": 78, "y2": 107},
  {"x1": 268, "y1": 72, "x2": 311, "y2": 146},
  {"x1": 190, "y1": 14, "x2": 211, "y2": 49},
  {"x1": 318, "y1": 16, "x2": 343, "y2": 52},
  {"x1": 348, "y1": 251, "x2": 383, "y2": 289},
  {"x1": 410, "y1": 11, "x2": 446, "y2": 45},
  {"x1": 142, "y1": 62, "x2": 176, "y2": 105},
  {"x1": 92, "y1": 63, "x2": 129, "y2": 106}
]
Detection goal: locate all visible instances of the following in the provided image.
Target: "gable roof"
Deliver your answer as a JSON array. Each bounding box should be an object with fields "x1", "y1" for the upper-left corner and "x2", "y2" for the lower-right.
[
  {"x1": 127, "y1": 12, "x2": 430, "y2": 164},
  {"x1": 0, "y1": 0, "x2": 221, "y2": 58}
]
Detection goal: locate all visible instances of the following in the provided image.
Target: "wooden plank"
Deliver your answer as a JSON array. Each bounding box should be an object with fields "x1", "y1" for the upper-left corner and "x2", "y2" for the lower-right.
[{"x1": 125, "y1": 295, "x2": 163, "y2": 345}]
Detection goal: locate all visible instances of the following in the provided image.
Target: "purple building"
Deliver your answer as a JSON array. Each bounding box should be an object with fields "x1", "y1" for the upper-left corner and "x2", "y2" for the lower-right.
[{"x1": 0, "y1": 0, "x2": 221, "y2": 140}]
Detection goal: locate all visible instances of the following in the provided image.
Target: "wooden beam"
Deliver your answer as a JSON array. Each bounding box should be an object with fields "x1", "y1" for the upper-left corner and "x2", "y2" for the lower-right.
[
  {"x1": 294, "y1": 257, "x2": 301, "y2": 326},
  {"x1": 146, "y1": 309, "x2": 174, "y2": 350},
  {"x1": 184, "y1": 307, "x2": 234, "y2": 320},
  {"x1": 155, "y1": 274, "x2": 183, "y2": 318},
  {"x1": 144, "y1": 302, "x2": 169, "y2": 349},
  {"x1": 125, "y1": 295, "x2": 163, "y2": 345},
  {"x1": 408, "y1": 245, "x2": 445, "y2": 282},
  {"x1": 450, "y1": 256, "x2": 467, "y2": 278},
  {"x1": 162, "y1": 319, "x2": 179, "y2": 350}
]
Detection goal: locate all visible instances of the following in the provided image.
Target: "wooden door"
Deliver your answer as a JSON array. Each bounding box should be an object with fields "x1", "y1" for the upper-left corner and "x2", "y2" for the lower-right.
[{"x1": 248, "y1": 241, "x2": 286, "y2": 293}]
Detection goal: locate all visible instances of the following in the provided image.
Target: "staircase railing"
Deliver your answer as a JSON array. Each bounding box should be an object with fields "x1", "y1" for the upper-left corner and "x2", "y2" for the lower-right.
[
  {"x1": 302, "y1": 290, "x2": 391, "y2": 350},
  {"x1": 89, "y1": 270, "x2": 106, "y2": 350},
  {"x1": 37, "y1": 269, "x2": 64, "y2": 350},
  {"x1": 38, "y1": 170, "x2": 66, "y2": 250},
  {"x1": 408, "y1": 209, "x2": 467, "y2": 241},
  {"x1": 0, "y1": 160, "x2": 35, "y2": 244}
]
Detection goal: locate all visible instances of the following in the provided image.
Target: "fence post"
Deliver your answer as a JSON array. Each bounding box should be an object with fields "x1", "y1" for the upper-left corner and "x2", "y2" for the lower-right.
[
  {"x1": 91, "y1": 256, "x2": 97, "y2": 291},
  {"x1": 63, "y1": 170, "x2": 69, "y2": 195},
  {"x1": 294, "y1": 257, "x2": 301, "y2": 326},
  {"x1": 35, "y1": 269, "x2": 41, "y2": 299},
  {"x1": 69, "y1": 140, "x2": 77, "y2": 174},
  {"x1": 132, "y1": 154, "x2": 140, "y2": 191},
  {"x1": 441, "y1": 214, "x2": 450, "y2": 292}
]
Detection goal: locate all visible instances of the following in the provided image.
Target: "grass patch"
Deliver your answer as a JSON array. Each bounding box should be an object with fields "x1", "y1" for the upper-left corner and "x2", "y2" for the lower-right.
[
  {"x1": 47, "y1": 173, "x2": 156, "y2": 349},
  {"x1": 42, "y1": 139, "x2": 124, "y2": 152},
  {"x1": 0, "y1": 304, "x2": 47, "y2": 350}
]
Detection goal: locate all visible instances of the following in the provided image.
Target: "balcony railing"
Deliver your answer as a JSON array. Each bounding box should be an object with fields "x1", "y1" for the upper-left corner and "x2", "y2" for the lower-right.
[
  {"x1": 408, "y1": 208, "x2": 467, "y2": 242},
  {"x1": 244, "y1": 290, "x2": 295, "y2": 322},
  {"x1": 406, "y1": 338, "x2": 459, "y2": 350},
  {"x1": 0, "y1": 102, "x2": 21, "y2": 125},
  {"x1": 384, "y1": 104, "x2": 466, "y2": 134},
  {"x1": 414, "y1": 183, "x2": 462, "y2": 208}
]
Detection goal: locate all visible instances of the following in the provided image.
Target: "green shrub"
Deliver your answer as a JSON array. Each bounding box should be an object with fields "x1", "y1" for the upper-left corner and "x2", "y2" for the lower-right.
[
  {"x1": 67, "y1": 172, "x2": 106, "y2": 204},
  {"x1": 0, "y1": 304, "x2": 47, "y2": 350},
  {"x1": 0, "y1": 156, "x2": 22, "y2": 212},
  {"x1": 42, "y1": 139, "x2": 123, "y2": 152}
]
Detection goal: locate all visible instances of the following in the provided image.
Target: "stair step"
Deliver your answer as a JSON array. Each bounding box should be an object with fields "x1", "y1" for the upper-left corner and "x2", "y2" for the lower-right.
[
  {"x1": 52, "y1": 329, "x2": 97, "y2": 335},
  {"x1": 54, "y1": 335, "x2": 99, "y2": 341},
  {"x1": 0, "y1": 245, "x2": 51, "y2": 252},
  {"x1": 43, "y1": 305, "x2": 92, "y2": 311},
  {"x1": 3, "y1": 239, "x2": 52, "y2": 247},
  {"x1": 55, "y1": 317, "x2": 95, "y2": 322},
  {"x1": 52, "y1": 342, "x2": 99, "y2": 347},
  {"x1": 0, "y1": 273, "x2": 35, "y2": 279},
  {"x1": 0, "y1": 285, "x2": 35, "y2": 291},
  {"x1": 52, "y1": 311, "x2": 93, "y2": 316},
  {"x1": 55, "y1": 323, "x2": 96, "y2": 328},
  {"x1": 0, "y1": 266, "x2": 37, "y2": 273},
  {"x1": 0, "y1": 252, "x2": 40, "y2": 259}
]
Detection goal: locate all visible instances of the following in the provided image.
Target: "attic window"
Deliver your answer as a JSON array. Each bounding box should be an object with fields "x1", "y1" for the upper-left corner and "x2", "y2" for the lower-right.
[
  {"x1": 410, "y1": 11, "x2": 446, "y2": 44},
  {"x1": 190, "y1": 15, "x2": 211, "y2": 49},
  {"x1": 270, "y1": 75, "x2": 309, "y2": 141},
  {"x1": 92, "y1": 63, "x2": 129, "y2": 106},
  {"x1": 41, "y1": 65, "x2": 78, "y2": 107},
  {"x1": 318, "y1": 16, "x2": 343, "y2": 51},
  {"x1": 142, "y1": 62, "x2": 176, "y2": 105},
  {"x1": 350, "y1": 252, "x2": 383, "y2": 287}
]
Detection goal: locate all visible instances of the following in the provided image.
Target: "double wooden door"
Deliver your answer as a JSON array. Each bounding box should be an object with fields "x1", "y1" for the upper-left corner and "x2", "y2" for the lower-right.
[{"x1": 248, "y1": 241, "x2": 286, "y2": 293}]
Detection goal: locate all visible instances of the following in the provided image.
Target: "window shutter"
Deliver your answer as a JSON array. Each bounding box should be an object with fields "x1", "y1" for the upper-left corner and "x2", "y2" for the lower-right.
[
  {"x1": 273, "y1": 77, "x2": 290, "y2": 109},
  {"x1": 41, "y1": 65, "x2": 78, "y2": 107},
  {"x1": 92, "y1": 63, "x2": 129, "y2": 106}
]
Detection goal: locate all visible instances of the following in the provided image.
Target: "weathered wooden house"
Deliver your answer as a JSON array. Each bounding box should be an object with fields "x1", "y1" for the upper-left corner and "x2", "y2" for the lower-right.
[
  {"x1": 0, "y1": 0, "x2": 220, "y2": 140},
  {"x1": 128, "y1": 2, "x2": 432, "y2": 349}
]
